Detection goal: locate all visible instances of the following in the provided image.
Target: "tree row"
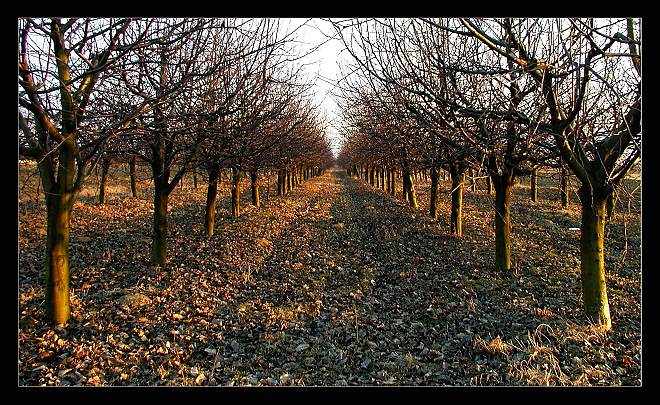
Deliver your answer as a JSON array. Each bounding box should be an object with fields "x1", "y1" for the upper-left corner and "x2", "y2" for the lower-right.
[
  {"x1": 332, "y1": 18, "x2": 641, "y2": 330},
  {"x1": 19, "y1": 18, "x2": 333, "y2": 325}
]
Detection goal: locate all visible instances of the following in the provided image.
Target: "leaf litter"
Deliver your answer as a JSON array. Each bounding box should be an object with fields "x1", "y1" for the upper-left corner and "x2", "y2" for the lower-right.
[{"x1": 18, "y1": 164, "x2": 640, "y2": 386}]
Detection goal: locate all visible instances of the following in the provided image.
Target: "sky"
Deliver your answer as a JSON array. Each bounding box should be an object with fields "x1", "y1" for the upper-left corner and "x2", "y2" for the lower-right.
[{"x1": 280, "y1": 18, "x2": 348, "y2": 157}]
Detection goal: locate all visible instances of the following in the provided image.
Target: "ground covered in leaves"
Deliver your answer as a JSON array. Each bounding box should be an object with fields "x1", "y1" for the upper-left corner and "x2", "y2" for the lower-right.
[{"x1": 18, "y1": 163, "x2": 641, "y2": 386}]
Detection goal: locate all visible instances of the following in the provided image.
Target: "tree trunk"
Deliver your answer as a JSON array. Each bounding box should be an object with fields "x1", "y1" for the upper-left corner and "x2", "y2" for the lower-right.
[
  {"x1": 386, "y1": 168, "x2": 391, "y2": 194},
  {"x1": 493, "y1": 174, "x2": 513, "y2": 272},
  {"x1": 402, "y1": 168, "x2": 408, "y2": 200},
  {"x1": 231, "y1": 166, "x2": 240, "y2": 217},
  {"x1": 204, "y1": 165, "x2": 219, "y2": 237},
  {"x1": 560, "y1": 165, "x2": 570, "y2": 209},
  {"x1": 430, "y1": 166, "x2": 439, "y2": 219},
  {"x1": 402, "y1": 161, "x2": 417, "y2": 208},
  {"x1": 285, "y1": 169, "x2": 291, "y2": 193},
  {"x1": 390, "y1": 168, "x2": 396, "y2": 196},
  {"x1": 45, "y1": 194, "x2": 72, "y2": 325},
  {"x1": 129, "y1": 157, "x2": 138, "y2": 198},
  {"x1": 449, "y1": 164, "x2": 464, "y2": 238},
  {"x1": 250, "y1": 170, "x2": 260, "y2": 208},
  {"x1": 152, "y1": 185, "x2": 168, "y2": 265},
  {"x1": 606, "y1": 192, "x2": 616, "y2": 222},
  {"x1": 578, "y1": 186, "x2": 612, "y2": 330},
  {"x1": 530, "y1": 168, "x2": 538, "y2": 202},
  {"x1": 277, "y1": 169, "x2": 283, "y2": 196},
  {"x1": 283, "y1": 169, "x2": 288, "y2": 193},
  {"x1": 36, "y1": 173, "x2": 41, "y2": 197},
  {"x1": 98, "y1": 158, "x2": 111, "y2": 204},
  {"x1": 486, "y1": 175, "x2": 493, "y2": 195}
]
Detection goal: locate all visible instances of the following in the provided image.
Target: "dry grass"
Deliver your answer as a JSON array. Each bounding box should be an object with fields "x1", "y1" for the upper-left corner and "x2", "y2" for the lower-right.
[
  {"x1": 473, "y1": 335, "x2": 512, "y2": 356},
  {"x1": 507, "y1": 324, "x2": 571, "y2": 385},
  {"x1": 532, "y1": 307, "x2": 558, "y2": 319}
]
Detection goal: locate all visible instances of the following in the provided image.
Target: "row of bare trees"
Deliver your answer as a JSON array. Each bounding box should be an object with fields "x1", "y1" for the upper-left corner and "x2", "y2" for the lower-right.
[
  {"x1": 19, "y1": 18, "x2": 333, "y2": 325},
  {"x1": 333, "y1": 18, "x2": 641, "y2": 330}
]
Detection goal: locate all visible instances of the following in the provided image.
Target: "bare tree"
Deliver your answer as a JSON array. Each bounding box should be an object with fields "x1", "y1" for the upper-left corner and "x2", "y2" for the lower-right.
[
  {"x1": 18, "y1": 18, "x2": 163, "y2": 325},
  {"x1": 460, "y1": 17, "x2": 641, "y2": 329}
]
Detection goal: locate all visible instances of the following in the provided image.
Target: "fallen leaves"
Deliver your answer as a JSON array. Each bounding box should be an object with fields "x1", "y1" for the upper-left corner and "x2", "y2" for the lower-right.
[{"x1": 18, "y1": 167, "x2": 640, "y2": 386}]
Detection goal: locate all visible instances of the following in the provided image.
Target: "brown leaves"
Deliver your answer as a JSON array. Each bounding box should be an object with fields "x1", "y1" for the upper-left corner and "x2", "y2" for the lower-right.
[{"x1": 18, "y1": 169, "x2": 640, "y2": 386}]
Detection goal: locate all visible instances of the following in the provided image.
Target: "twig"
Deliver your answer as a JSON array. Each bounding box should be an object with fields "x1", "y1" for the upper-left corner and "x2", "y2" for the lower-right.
[{"x1": 209, "y1": 345, "x2": 221, "y2": 383}]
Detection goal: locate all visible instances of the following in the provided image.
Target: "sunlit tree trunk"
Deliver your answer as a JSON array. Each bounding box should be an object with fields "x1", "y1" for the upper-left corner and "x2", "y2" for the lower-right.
[
  {"x1": 379, "y1": 166, "x2": 384, "y2": 189},
  {"x1": 231, "y1": 166, "x2": 240, "y2": 217},
  {"x1": 45, "y1": 191, "x2": 72, "y2": 325},
  {"x1": 386, "y1": 168, "x2": 391, "y2": 193},
  {"x1": 390, "y1": 168, "x2": 396, "y2": 196},
  {"x1": 38, "y1": 130, "x2": 81, "y2": 325},
  {"x1": 287, "y1": 168, "x2": 292, "y2": 192},
  {"x1": 375, "y1": 165, "x2": 380, "y2": 188},
  {"x1": 606, "y1": 192, "x2": 617, "y2": 222},
  {"x1": 578, "y1": 185, "x2": 611, "y2": 330},
  {"x1": 41, "y1": 139, "x2": 78, "y2": 325},
  {"x1": 204, "y1": 165, "x2": 219, "y2": 237},
  {"x1": 449, "y1": 164, "x2": 464, "y2": 238}
]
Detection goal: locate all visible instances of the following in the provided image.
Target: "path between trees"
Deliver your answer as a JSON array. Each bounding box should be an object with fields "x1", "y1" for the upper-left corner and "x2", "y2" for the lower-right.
[{"x1": 19, "y1": 168, "x2": 640, "y2": 386}]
